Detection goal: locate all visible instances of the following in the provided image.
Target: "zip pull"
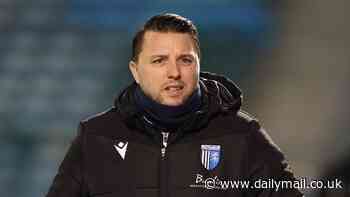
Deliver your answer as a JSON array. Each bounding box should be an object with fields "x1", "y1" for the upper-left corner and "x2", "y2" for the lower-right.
[{"x1": 161, "y1": 132, "x2": 169, "y2": 157}]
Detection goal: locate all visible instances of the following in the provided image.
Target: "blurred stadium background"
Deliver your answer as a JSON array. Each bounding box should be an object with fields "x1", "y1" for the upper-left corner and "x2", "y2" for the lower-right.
[{"x1": 0, "y1": 0, "x2": 349, "y2": 196}]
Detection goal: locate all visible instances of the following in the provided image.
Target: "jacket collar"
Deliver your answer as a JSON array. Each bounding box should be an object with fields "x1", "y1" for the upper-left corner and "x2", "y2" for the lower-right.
[{"x1": 114, "y1": 72, "x2": 242, "y2": 134}]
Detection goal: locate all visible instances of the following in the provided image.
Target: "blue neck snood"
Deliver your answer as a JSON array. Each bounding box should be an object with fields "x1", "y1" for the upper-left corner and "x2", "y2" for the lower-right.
[{"x1": 134, "y1": 85, "x2": 202, "y2": 130}]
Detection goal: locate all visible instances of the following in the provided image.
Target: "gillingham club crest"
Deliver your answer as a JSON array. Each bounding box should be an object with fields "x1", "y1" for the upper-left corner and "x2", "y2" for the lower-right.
[{"x1": 201, "y1": 145, "x2": 221, "y2": 170}]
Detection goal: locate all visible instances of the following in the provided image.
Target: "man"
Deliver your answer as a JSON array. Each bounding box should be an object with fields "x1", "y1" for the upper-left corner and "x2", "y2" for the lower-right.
[{"x1": 47, "y1": 13, "x2": 303, "y2": 197}]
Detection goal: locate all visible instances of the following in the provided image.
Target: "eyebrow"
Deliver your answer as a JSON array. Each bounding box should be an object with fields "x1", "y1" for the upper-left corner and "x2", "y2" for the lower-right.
[
  {"x1": 150, "y1": 55, "x2": 168, "y2": 59},
  {"x1": 178, "y1": 54, "x2": 195, "y2": 59},
  {"x1": 150, "y1": 53, "x2": 195, "y2": 59}
]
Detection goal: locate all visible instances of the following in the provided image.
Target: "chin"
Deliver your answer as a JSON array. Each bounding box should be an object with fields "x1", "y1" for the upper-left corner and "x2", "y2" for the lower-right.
[{"x1": 161, "y1": 98, "x2": 185, "y2": 106}]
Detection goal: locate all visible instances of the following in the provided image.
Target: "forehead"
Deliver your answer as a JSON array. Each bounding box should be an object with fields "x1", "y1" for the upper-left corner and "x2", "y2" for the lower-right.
[{"x1": 141, "y1": 31, "x2": 197, "y2": 55}]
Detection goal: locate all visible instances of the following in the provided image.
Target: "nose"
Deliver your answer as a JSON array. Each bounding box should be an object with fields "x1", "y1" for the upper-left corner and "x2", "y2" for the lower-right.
[{"x1": 166, "y1": 61, "x2": 181, "y2": 79}]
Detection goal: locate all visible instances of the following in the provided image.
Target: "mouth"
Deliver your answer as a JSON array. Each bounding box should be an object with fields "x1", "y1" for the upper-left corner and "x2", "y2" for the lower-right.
[
  {"x1": 165, "y1": 85, "x2": 184, "y2": 91},
  {"x1": 164, "y1": 84, "x2": 184, "y2": 96}
]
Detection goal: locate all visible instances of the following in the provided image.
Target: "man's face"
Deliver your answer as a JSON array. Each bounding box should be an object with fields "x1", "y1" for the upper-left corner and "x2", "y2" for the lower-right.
[{"x1": 129, "y1": 31, "x2": 200, "y2": 106}]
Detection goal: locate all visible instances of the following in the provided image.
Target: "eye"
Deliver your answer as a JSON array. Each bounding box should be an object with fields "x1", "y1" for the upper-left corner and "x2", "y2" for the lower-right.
[
  {"x1": 151, "y1": 58, "x2": 163, "y2": 64},
  {"x1": 181, "y1": 57, "x2": 193, "y2": 65}
]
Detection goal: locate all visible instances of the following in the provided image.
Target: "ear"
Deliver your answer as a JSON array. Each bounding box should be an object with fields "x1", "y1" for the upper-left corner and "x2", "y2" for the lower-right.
[{"x1": 129, "y1": 61, "x2": 140, "y2": 84}]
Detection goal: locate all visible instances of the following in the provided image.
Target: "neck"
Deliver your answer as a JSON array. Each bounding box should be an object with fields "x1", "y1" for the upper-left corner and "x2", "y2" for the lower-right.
[{"x1": 134, "y1": 85, "x2": 202, "y2": 130}]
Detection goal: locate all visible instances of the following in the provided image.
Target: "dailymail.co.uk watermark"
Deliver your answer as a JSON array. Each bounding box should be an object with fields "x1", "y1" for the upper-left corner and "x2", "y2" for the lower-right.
[{"x1": 189, "y1": 174, "x2": 343, "y2": 191}]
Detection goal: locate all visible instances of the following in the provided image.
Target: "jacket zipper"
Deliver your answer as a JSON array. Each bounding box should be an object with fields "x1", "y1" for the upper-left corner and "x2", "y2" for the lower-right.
[
  {"x1": 161, "y1": 132, "x2": 169, "y2": 157},
  {"x1": 160, "y1": 131, "x2": 169, "y2": 197}
]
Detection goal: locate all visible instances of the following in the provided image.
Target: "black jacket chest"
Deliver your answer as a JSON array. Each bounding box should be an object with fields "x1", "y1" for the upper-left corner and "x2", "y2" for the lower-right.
[{"x1": 83, "y1": 117, "x2": 248, "y2": 197}]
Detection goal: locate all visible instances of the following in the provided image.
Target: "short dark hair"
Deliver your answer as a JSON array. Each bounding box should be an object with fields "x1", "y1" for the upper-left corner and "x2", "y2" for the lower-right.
[{"x1": 131, "y1": 13, "x2": 200, "y2": 62}]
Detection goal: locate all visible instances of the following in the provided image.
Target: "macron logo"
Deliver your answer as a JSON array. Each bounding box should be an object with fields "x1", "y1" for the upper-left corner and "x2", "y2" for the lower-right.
[{"x1": 114, "y1": 141, "x2": 128, "y2": 160}]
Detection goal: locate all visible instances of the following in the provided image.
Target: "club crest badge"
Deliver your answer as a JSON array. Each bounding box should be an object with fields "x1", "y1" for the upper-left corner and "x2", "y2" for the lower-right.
[{"x1": 201, "y1": 145, "x2": 221, "y2": 170}]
